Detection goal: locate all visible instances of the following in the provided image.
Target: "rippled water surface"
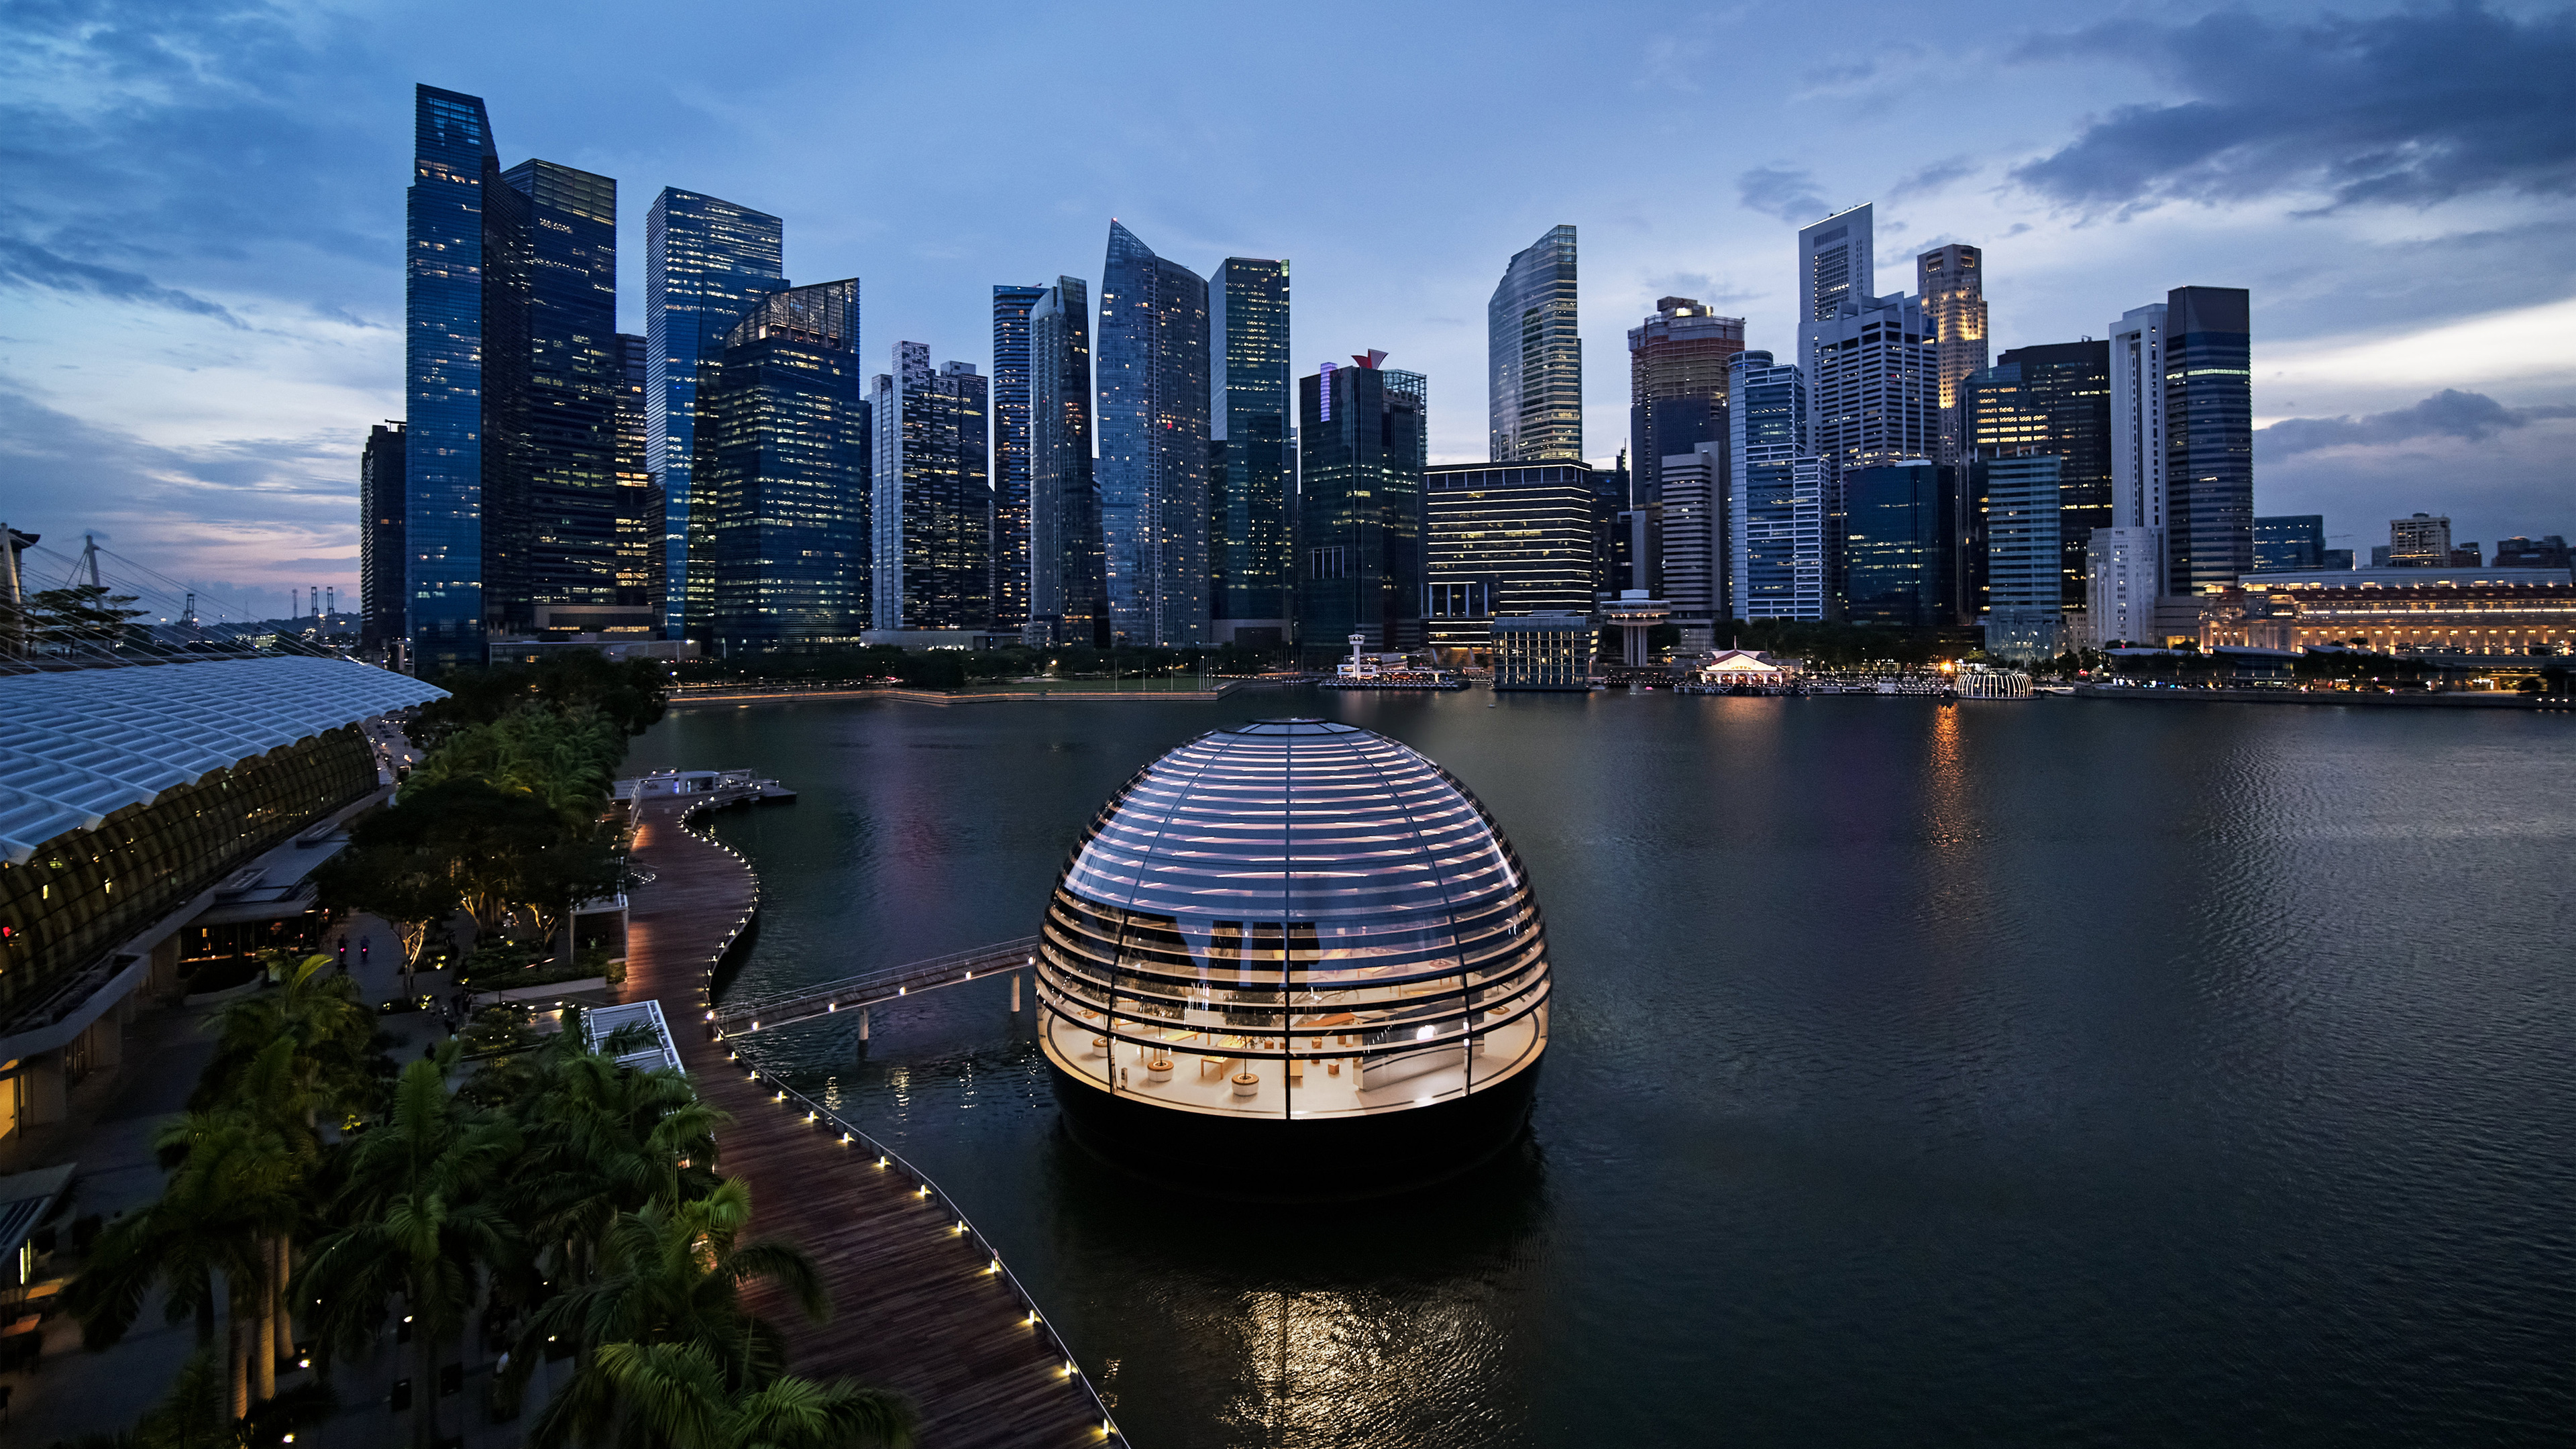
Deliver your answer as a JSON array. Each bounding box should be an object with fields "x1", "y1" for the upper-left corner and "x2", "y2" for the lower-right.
[{"x1": 626, "y1": 691, "x2": 2576, "y2": 1447}]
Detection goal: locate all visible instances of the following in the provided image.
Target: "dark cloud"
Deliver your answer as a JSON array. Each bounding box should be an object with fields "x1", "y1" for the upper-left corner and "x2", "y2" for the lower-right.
[
  {"x1": 2012, "y1": 3, "x2": 2576, "y2": 213},
  {"x1": 0, "y1": 234, "x2": 242, "y2": 324},
  {"x1": 1737, "y1": 166, "x2": 1829, "y2": 224},
  {"x1": 2258, "y1": 389, "x2": 2576, "y2": 457}
]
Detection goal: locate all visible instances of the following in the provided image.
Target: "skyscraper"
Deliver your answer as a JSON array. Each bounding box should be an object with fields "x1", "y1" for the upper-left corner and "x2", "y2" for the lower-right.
[
  {"x1": 1096, "y1": 221, "x2": 1210, "y2": 645},
  {"x1": 869, "y1": 344, "x2": 991, "y2": 632},
  {"x1": 645, "y1": 189, "x2": 785, "y2": 642},
  {"x1": 2253, "y1": 515, "x2": 2326, "y2": 572},
  {"x1": 404, "y1": 85, "x2": 499, "y2": 674},
  {"x1": 359, "y1": 421, "x2": 405, "y2": 653},
  {"x1": 1729, "y1": 350, "x2": 1823, "y2": 622},
  {"x1": 1966, "y1": 341, "x2": 2110, "y2": 612},
  {"x1": 497, "y1": 159, "x2": 623, "y2": 636},
  {"x1": 1657, "y1": 441, "x2": 1725, "y2": 626},
  {"x1": 1210, "y1": 257, "x2": 1293, "y2": 646},
  {"x1": 697, "y1": 281, "x2": 869, "y2": 655},
  {"x1": 1299, "y1": 355, "x2": 1427, "y2": 654},
  {"x1": 1627, "y1": 297, "x2": 1745, "y2": 506},
  {"x1": 1487, "y1": 225, "x2": 1582, "y2": 462},
  {"x1": 2094, "y1": 299, "x2": 2169, "y2": 643},
  {"x1": 1972, "y1": 455, "x2": 2063, "y2": 657},
  {"x1": 991, "y1": 284, "x2": 1047, "y2": 631},
  {"x1": 1841, "y1": 462, "x2": 1953, "y2": 628},
  {"x1": 2164, "y1": 286, "x2": 2253, "y2": 596},
  {"x1": 1028, "y1": 277, "x2": 1103, "y2": 646},
  {"x1": 1807, "y1": 290, "x2": 1936, "y2": 614},
  {"x1": 1797, "y1": 203, "x2": 1873, "y2": 379},
  {"x1": 1423, "y1": 461, "x2": 1598, "y2": 656},
  {"x1": 612, "y1": 333, "x2": 663, "y2": 627},
  {"x1": 1916, "y1": 244, "x2": 1988, "y2": 467}
]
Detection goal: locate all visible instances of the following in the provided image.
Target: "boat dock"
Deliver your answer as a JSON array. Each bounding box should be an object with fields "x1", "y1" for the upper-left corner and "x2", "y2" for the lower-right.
[{"x1": 623, "y1": 786, "x2": 1120, "y2": 1447}]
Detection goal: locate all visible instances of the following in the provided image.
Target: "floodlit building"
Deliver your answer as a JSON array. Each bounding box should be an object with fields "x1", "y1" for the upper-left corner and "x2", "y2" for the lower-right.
[
  {"x1": 1036, "y1": 719, "x2": 1551, "y2": 1196},
  {"x1": 1488, "y1": 225, "x2": 1582, "y2": 462},
  {"x1": 1917, "y1": 244, "x2": 1988, "y2": 467},
  {"x1": 1423, "y1": 462, "x2": 1598, "y2": 658}
]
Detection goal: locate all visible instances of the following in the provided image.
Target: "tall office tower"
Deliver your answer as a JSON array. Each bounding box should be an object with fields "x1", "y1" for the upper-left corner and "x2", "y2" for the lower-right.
[
  {"x1": 1728, "y1": 351, "x2": 1823, "y2": 621},
  {"x1": 696, "y1": 282, "x2": 869, "y2": 655},
  {"x1": 1657, "y1": 441, "x2": 1725, "y2": 624},
  {"x1": 1972, "y1": 455, "x2": 2063, "y2": 657},
  {"x1": 869, "y1": 345, "x2": 992, "y2": 631},
  {"x1": 2086, "y1": 527, "x2": 2161, "y2": 646},
  {"x1": 404, "y1": 85, "x2": 500, "y2": 674},
  {"x1": 1422, "y1": 461, "x2": 1598, "y2": 657},
  {"x1": 1966, "y1": 341, "x2": 2110, "y2": 612},
  {"x1": 1592, "y1": 449, "x2": 1631, "y2": 598},
  {"x1": 1210, "y1": 257, "x2": 1293, "y2": 646},
  {"x1": 1487, "y1": 224, "x2": 1582, "y2": 462},
  {"x1": 1807, "y1": 289, "x2": 1936, "y2": 613},
  {"x1": 358, "y1": 422, "x2": 406, "y2": 652},
  {"x1": 1916, "y1": 244, "x2": 1988, "y2": 466},
  {"x1": 2389, "y1": 512, "x2": 2452, "y2": 566},
  {"x1": 1797, "y1": 203, "x2": 1873, "y2": 382},
  {"x1": 645, "y1": 189, "x2": 786, "y2": 642},
  {"x1": 2163, "y1": 286, "x2": 2253, "y2": 595},
  {"x1": 1627, "y1": 297, "x2": 1746, "y2": 507},
  {"x1": 1298, "y1": 355, "x2": 1428, "y2": 654},
  {"x1": 991, "y1": 284, "x2": 1047, "y2": 630},
  {"x1": 1028, "y1": 277, "x2": 1104, "y2": 645},
  {"x1": 1096, "y1": 222, "x2": 1210, "y2": 645},
  {"x1": 611, "y1": 333, "x2": 663, "y2": 625},
  {"x1": 1841, "y1": 461, "x2": 1953, "y2": 627},
  {"x1": 2253, "y1": 515, "x2": 2325, "y2": 572},
  {"x1": 2107, "y1": 301, "x2": 2169, "y2": 539},
  {"x1": 496, "y1": 160, "x2": 623, "y2": 637}
]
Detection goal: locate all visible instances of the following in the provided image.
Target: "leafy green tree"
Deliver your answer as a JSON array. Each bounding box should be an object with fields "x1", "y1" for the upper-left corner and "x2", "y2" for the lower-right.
[
  {"x1": 588, "y1": 1340, "x2": 913, "y2": 1449},
  {"x1": 407, "y1": 704, "x2": 629, "y2": 822},
  {"x1": 413, "y1": 654, "x2": 671, "y2": 749},
  {"x1": 299, "y1": 1059, "x2": 523, "y2": 1449},
  {"x1": 27, "y1": 582, "x2": 148, "y2": 650}
]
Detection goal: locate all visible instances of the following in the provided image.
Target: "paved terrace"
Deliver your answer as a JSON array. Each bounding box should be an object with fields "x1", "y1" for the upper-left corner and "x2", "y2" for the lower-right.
[{"x1": 623, "y1": 792, "x2": 1120, "y2": 1448}]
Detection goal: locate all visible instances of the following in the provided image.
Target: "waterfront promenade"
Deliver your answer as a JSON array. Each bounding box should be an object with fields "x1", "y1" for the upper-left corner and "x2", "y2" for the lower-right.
[{"x1": 623, "y1": 793, "x2": 1116, "y2": 1448}]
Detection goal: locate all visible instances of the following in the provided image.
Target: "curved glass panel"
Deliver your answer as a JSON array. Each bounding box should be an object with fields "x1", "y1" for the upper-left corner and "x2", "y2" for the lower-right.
[{"x1": 1039, "y1": 719, "x2": 1550, "y2": 1120}]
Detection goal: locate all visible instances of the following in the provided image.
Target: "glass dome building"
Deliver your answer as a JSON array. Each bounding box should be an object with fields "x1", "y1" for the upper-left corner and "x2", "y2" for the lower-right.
[{"x1": 1038, "y1": 719, "x2": 1550, "y2": 1196}]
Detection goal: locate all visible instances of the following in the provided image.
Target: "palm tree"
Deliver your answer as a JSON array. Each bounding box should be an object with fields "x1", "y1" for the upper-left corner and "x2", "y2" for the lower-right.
[
  {"x1": 512, "y1": 1177, "x2": 833, "y2": 1449},
  {"x1": 299, "y1": 1059, "x2": 523, "y2": 1449},
  {"x1": 199, "y1": 953, "x2": 380, "y2": 1129},
  {"x1": 589, "y1": 1341, "x2": 912, "y2": 1449}
]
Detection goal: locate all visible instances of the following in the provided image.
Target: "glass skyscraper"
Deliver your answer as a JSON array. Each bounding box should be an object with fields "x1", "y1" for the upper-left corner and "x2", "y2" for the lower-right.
[
  {"x1": 1842, "y1": 462, "x2": 1953, "y2": 628},
  {"x1": 1423, "y1": 462, "x2": 1598, "y2": 655},
  {"x1": 1210, "y1": 258, "x2": 1292, "y2": 645},
  {"x1": 645, "y1": 189, "x2": 785, "y2": 642},
  {"x1": 2164, "y1": 286, "x2": 2253, "y2": 596},
  {"x1": 1729, "y1": 351, "x2": 1823, "y2": 622},
  {"x1": 1627, "y1": 297, "x2": 1744, "y2": 506},
  {"x1": 991, "y1": 284, "x2": 1046, "y2": 631},
  {"x1": 404, "y1": 85, "x2": 499, "y2": 674},
  {"x1": 358, "y1": 421, "x2": 405, "y2": 653},
  {"x1": 1487, "y1": 225, "x2": 1582, "y2": 462},
  {"x1": 496, "y1": 160, "x2": 622, "y2": 635},
  {"x1": 1028, "y1": 277, "x2": 1104, "y2": 646},
  {"x1": 1097, "y1": 221, "x2": 1210, "y2": 645},
  {"x1": 696, "y1": 281, "x2": 869, "y2": 654},
  {"x1": 612, "y1": 333, "x2": 663, "y2": 623},
  {"x1": 2253, "y1": 515, "x2": 2325, "y2": 573},
  {"x1": 1966, "y1": 341, "x2": 2110, "y2": 612},
  {"x1": 1297, "y1": 358, "x2": 1427, "y2": 655},
  {"x1": 1916, "y1": 244, "x2": 1988, "y2": 467},
  {"x1": 869, "y1": 343, "x2": 991, "y2": 631}
]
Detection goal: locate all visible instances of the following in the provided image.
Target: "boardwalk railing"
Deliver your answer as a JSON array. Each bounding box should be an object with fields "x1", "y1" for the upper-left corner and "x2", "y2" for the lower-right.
[
  {"x1": 731, "y1": 1066, "x2": 1128, "y2": 1446},
  {"x1": 712, "y1": 936, "x2": 1042, "y2": 1036}
]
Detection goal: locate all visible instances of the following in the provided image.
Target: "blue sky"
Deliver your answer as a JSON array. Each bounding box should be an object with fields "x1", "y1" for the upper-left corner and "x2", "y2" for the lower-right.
[{"x1": 3, "y1": 0, "x2": 2571, "y2": 615}]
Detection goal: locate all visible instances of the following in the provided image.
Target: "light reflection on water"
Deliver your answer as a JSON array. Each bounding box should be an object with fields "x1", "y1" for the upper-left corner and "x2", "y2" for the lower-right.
[{"x1": 633, "y1": 692, "x2": 2576, "y2": 1448}]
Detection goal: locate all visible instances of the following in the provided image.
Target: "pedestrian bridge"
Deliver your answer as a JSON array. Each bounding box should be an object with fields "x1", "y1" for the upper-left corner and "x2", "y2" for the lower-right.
[{"x1": 711, "y1": 935, "x2": 1040, "y2": 1036}]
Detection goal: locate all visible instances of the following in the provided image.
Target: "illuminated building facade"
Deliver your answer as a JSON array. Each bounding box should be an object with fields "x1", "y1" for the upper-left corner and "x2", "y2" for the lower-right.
[
  {"x1": 1807, "y1": 290, "x2": 1937, "y2": 613},
  {"x1": 1917, "y1": 244, "x2": 1988, "y2": 467},
  {"x1": 1974, "y1": 454, "x2": 2063, "y2": 657},
  {"x1": 2164, "y1": 286, "x2": 2253, "y2": 596},
  {"x1": 990, "y1": 284, "x2": 1047, "y2": 631},
  {"x1": 1488, "y1": 225, "x2": 1582, "y2": 462},
  {"x1": 2253, "y1": 515, "x2": 2326, "y2": 573},
  {"x1": 2389, "y1": 513, "x2": 2453, "y2": 567},
  {"x1": 404, "y1": 85, "x2": 499, "y2": 674},
  {"x1": 1097, "y1": 221, "x2": 1211, "y2": 645},
  {"x1": 1729, "y1": 350, "x2": 1824, "y2": 621},
  {"x1": 1037, "y1": 719, "x2": 1551, "y2": 1195},
  {"x1": 1656, "y1": 443, "x2": 1724, "y2": 625},
  {"x1": 1028, "y1": 277, "x2": 1104, "y2": 646},
  {"x1": 359, "y1": 421, "x2": 405, "y2": 651},
  {"x1": 1297, "y1": 357, "x2": 1426, "y2": 656},
  {"x1": 1842, "y1": 462, "x2": 1953, "y2": 628},
  {"x1": 2208, "y1": 579, "x2": 2576, "y2": 655},
  {"x1": 698, "y1": 281, "x2": 869, "y2": 654},
  {"x1": 612, "y1": 333, "x2": 664, "y2": 626},
  {"x1": 869, "y1": 343, "x2": 990, "y2": 632},
  {"x1": 1422, "y1": 462, "x2": 1598, "y2": 655},
  {"x1": 1210, "y1": 258, "x2": 1293, "y2": 646},
  {"x1": 1967, "y1": 341, "x2": 2111, "y2": 614},
  {"x1": 1627, "y1": 297, "x2": 1745, "y2": 506},
  {"x1": 645, "y1": 189, "x2": 785, "y2": 642},
  {"x1": 1491, "y1": 613, "x2": 1593, "y2": 690}
]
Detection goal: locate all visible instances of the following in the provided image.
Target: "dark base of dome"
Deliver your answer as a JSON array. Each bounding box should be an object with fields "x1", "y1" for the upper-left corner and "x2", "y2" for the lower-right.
[{"x1": 1046, "y1": 1059, "x2": 1542, "y2": 1201}]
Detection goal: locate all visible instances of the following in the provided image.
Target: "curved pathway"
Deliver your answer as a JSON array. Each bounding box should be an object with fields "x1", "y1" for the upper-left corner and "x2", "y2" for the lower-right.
[{"x1": 624, "y1": 792, "x2": 1120, "y2": 1448}]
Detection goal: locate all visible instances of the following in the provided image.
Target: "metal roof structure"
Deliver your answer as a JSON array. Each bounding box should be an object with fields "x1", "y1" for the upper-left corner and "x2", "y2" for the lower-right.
[
  {"x1": 585, "y1": 999, "x2": 685, "y2": 1075},
  {"x1": 0, "y1": 656, "x2": 447, "y2": 864}
]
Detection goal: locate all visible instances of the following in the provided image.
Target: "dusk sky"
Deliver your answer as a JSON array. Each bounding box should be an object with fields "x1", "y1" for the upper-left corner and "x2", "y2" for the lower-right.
[{"x1": 5, "y1": 0, "x2": 2571, "y2": 618}]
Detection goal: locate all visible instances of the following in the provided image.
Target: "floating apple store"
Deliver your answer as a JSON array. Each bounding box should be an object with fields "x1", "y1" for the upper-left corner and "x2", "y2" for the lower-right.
[{"x1": 1038, "y1": 719, "x2": 1550, "y2": 1196}]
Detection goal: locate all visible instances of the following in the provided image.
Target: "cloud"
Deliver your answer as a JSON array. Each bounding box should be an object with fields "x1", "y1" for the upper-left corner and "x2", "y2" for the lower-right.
[
  {"x1": 1736, "y1": 165, "x2": 1829, "y2": 224},
  {"x1": 2257, "y1": 389, "x2": 2576, "y2": 458},
  {"x1": 0, "y1": 234, "x2": 243, "y2": 325},
  {"x1": 2011, "y1": 2, "x2": 2576, "y2": 214},
  {"x1": 1890, "y1": 156, "x2": 1976, "y2": 199},
  {"x1": 1643, "y1": 272, "x2": 1759, "y2": 310}
]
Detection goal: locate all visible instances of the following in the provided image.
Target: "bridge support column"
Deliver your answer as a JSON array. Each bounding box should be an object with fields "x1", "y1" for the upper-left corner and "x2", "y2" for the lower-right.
[
  {"x1": 857, "y1": 1006, "x2": 869, "y2": 1042},
  {"x1": 1011, "y1": 975, "x2": 1022, "y2": 1013}
]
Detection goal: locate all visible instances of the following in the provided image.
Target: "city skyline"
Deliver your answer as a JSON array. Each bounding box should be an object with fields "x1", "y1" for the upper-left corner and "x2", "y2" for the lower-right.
[{"x1": 4, "y1": 1, "x2": 2572, "y2": 610}]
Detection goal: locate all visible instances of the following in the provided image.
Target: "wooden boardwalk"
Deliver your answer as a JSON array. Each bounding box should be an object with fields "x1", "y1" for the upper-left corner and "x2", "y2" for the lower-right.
[{"x1": 625, "y1": 794, "x2": 1118, "y2": 1448}]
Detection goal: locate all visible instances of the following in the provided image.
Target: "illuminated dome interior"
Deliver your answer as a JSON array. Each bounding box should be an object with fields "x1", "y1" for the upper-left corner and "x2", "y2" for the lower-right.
[{"x1": 1038, "y1": 719, "x2": 1550, "y2": 1121}]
